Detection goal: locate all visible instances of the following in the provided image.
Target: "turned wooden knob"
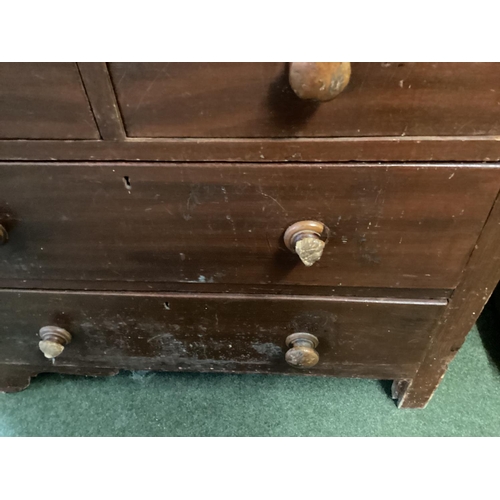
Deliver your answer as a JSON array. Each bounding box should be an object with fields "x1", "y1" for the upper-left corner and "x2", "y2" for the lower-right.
[
  {"x1": 283, "y1": 220, "x2": 329, "y2": 267},
  {"x1": 39, "y1": 326, "x2": 72, "y2": 359},
  {"x1": 289, "y1": 62, "x2": 351, "y2": 101},
  {"x1": 285, "y1": 333, "x2": 319, "y2": 369},
  {"x1": 0, "y1": 224, "x2": 8, "y2": 245}
]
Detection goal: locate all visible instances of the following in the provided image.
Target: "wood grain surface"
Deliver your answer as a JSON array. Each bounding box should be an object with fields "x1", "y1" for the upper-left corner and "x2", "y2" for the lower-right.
[
  {"x1": 77, "y1": 63, "x2": 126, "y2": 141},
  {"x1": 109, "y1": 62, "x2": 500, "y2": 138},
  {"x1": 0, "y1": 162, "x2": 497, "y2": 290},
  {"x1": 397, "y1": 189, "x2": 500, "y2": 408},
  {"x1": 0, "y1": 63, "x2": 99, "y2": 139},
  {"x1": 0, "y1": 290, "x2": 446, "y2": 390},
  {"x1": 3, "y1": 137, "x2": 500, "y2": 163}
]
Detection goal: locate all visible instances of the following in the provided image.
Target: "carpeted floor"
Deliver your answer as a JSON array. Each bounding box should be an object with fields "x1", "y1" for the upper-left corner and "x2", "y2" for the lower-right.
[{"x1": 1, "y1": 302, "x2": 499, "y2": 437}]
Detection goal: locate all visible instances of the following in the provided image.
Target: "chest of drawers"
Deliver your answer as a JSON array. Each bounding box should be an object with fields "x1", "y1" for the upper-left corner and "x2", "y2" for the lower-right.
[{"x1": 1, "y1": 62, "x2": 500, "y2": 408}]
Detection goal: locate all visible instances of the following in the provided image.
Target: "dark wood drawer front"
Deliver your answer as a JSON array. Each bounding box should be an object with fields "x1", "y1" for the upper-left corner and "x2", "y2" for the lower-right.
[
  {"x1": 109, "y1": 62, "x2": 500, "y2": 139},
  {"x1": 0, "y1": 290, "x2": 446, "y2": 379},
  {"x1": 0, "y1": 163, "x2": 498, "y2": 290},
  {"x1": 0, "y1": 63, "x2": 99, "y2": 140}
]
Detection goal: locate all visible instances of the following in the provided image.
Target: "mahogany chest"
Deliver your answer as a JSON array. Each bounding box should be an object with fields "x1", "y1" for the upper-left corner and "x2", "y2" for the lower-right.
[{"x1": 1, "y1": 62, "x2": 500, "y2": 408}]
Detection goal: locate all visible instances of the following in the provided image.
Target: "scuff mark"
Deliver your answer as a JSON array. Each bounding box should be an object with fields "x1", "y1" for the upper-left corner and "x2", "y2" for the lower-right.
[
  {"x1": 196, "y1": 275, "x2": 215, "y2": 283},
  {"x1": 251, "y1": 342, "x2": 283, "y2": 358},
  {"x1": 183, "y1": 184, "x2": 203, "y2": 221},
  {"x1": 226, "y1": 214, "x2": 237, "y2": 235},
  {"x1": 258, "y1": 185, "x2": 286, "y2": 213},
  {"x1": 133, "y1": 63, "x2": 171, "y2": 112}
]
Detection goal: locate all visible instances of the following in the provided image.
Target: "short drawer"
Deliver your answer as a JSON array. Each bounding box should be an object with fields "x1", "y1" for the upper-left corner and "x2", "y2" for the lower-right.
[
  {"x1": 0, "y1": 63, "x2": 99, "y2": 139},
  {"x1": 109, "y1": 62, "x2": 500, "y2": 138},
  {"x1": 0, "y1": 290, "x2": 446, "y2": 379},
  {"x1": 0, "y1": 162, "x2": 498, "y2": 290}
]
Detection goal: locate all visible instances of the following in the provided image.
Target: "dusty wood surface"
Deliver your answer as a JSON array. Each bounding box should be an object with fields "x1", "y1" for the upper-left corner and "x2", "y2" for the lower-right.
[
  {"x1": 0, "y1": 290, "x2": 446, "y2": 392},
  {"x1": 0, "y1": 162, "x2": 497, "y2": 290}
]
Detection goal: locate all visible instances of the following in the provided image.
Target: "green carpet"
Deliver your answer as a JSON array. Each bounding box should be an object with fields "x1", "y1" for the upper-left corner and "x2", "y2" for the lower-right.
[{"x1": 1, "y1": 304, "x2": 500, "y2": 437}]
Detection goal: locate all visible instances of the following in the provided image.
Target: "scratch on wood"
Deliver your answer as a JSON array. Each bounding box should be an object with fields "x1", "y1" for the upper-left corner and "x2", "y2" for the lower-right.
[{"x1": 258, "y1": 185, "x2": 286, "y2": 212}]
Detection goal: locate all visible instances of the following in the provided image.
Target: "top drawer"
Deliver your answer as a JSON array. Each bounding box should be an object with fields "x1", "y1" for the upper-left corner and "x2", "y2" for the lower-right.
[
  {"x1": 0, "y1": 63, "x2": 99, "y2": 140},
  {"x1": 109, "y1": 62, "x2": 500, "y2": 138}
]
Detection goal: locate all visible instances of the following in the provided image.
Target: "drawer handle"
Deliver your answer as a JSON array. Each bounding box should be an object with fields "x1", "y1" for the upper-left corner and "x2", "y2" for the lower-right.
[
  {"x1": 289, "y1": 62, "x2": 351, "y2": 101},
  {"x1": 39, "y1": 326, "x2": 72, "y2": 359},
  {"x1": 284, "y1": 220, "x2": 329, "y2": 267},
  {"x1": 285, "y1": 333, "x2": 319, "y2": 369},
  {"x1": 0, "y1": 224, "x2": 8, "y2": 245}
]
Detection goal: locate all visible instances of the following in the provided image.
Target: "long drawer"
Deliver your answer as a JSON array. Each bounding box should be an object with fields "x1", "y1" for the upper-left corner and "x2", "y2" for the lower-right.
[
  {"x1": 0, "y1": 162, "x2": 498, "y2": 290},
  {"x1": 109, "y1": 62, "x2": 500, "y2": 138},
  {"x1": 0, "y1": 290, "x2": 446, "y2": 379}
]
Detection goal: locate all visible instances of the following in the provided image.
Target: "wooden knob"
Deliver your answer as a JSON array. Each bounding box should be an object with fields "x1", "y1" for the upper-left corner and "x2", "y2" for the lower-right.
[
  {"x1": 285, "y1": 333, "x2": 319, "y2": 369},
  {"x1": 39, "y1": 326, "x2": 72, "y2": 359},
  {"x1": 289, "y1": 62, "x2": 351, "y2": 101},
  {"x1": 0, "y1": 224, "x2": 8, "y2": 245},
  {"x1": 283, "y1": 220, "x2": 329, "y2": 267}
]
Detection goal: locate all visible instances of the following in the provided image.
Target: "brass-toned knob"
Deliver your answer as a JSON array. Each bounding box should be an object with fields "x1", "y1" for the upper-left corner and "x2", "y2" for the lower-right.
[
  {"x1": 39, "y1": 326, "x2": 72, "y2": 359},
  {"x1": 289, "y1": 62, "x2": 351, "y2": 101},
  {"x1": 283, "y1": 220, "x2": 329, "y2": 267},
  {"x1": 285, "y1": 333, "x2": 319, "y2": 369},
  {"x1": 0, "y1": 224, "x2": 8, "y2": 245}
]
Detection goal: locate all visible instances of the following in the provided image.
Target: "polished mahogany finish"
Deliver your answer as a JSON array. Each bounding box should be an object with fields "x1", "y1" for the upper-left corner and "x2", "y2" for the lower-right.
[
  {"x1": 108, "y1": 62, "x2": 500, "y2": 139},
  {"x1": 0, "y1": 162, "x2": 497, "y2": 291},
  {"x1": 2, "y1": 63, "x2": 500, "y2": 163},
  {"x1": 1, "y1": 62, "x2": 499, "y2": 409},
  {"x1": 0, "y1": 63, "x2": 98, "y2": 140}
]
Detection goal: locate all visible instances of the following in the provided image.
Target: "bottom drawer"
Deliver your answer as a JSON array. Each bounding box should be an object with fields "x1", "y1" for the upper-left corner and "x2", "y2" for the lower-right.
[{"x1": 0, "y1": 290, "x2": 446, "y2": 382}]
